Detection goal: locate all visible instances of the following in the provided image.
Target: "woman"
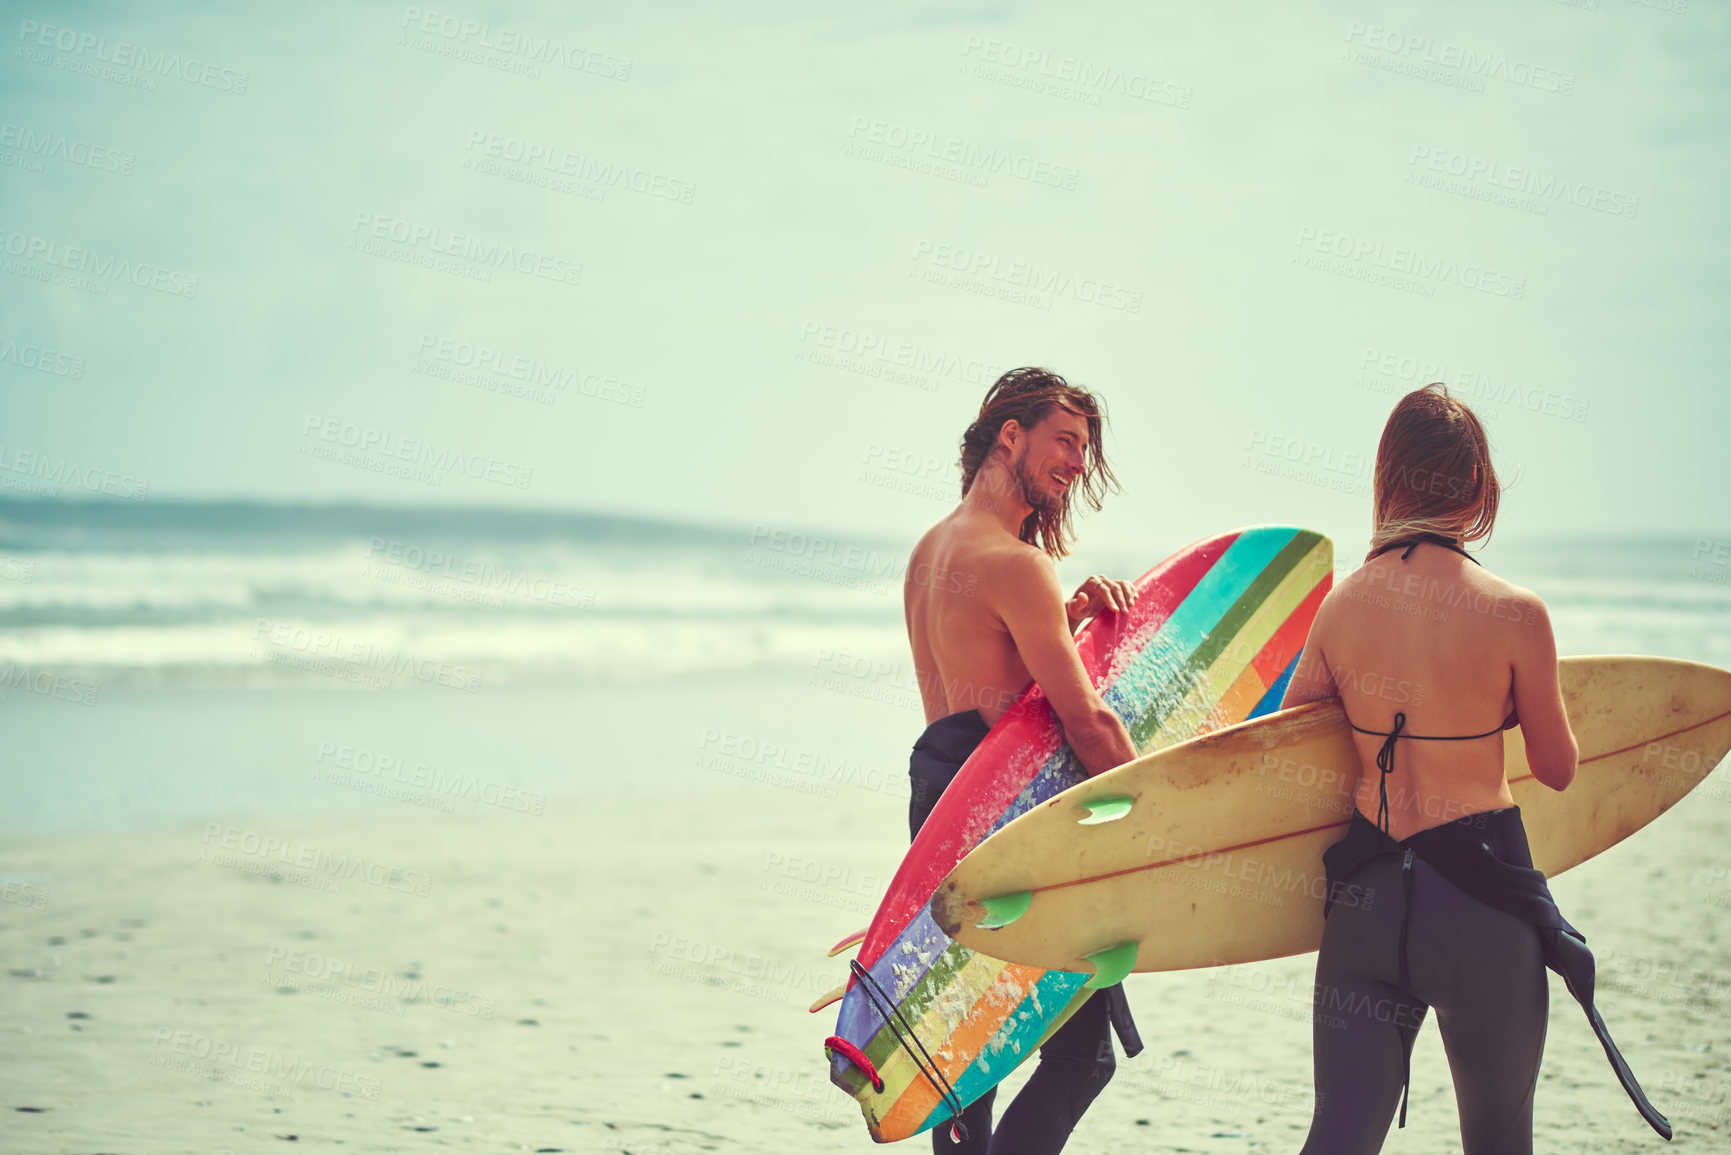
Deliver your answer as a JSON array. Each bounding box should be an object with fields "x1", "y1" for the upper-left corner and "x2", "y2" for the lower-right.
[{"x1": 1279, "y1": 385, "x2": 1669, "y2": 1153}]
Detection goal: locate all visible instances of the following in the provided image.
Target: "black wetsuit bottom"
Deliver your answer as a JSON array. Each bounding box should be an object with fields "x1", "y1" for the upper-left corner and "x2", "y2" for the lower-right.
[
  {"x1": 909, "y1": 709, "x2": 1117, "y2": 1155},
  {"x1": 1301, "y1": 845, "x2": 1548, "y2": 1155}
]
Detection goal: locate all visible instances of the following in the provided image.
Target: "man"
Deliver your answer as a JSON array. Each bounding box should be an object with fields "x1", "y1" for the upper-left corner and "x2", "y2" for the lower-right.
[{"x1": 904, "y1": 366, "x2": 1143, "y2": 1155}]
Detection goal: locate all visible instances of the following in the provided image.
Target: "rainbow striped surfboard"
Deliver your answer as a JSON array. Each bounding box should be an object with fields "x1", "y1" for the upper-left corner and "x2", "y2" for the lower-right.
[{"x1": 823, "y1": 526, "x2": 1333, "y2": 1142}]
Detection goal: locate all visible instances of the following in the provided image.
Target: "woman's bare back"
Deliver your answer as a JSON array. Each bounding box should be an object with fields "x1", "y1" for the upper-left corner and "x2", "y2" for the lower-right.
[{"x1": 1286, "y1": 540, "x2": 1576, "y2": 839}]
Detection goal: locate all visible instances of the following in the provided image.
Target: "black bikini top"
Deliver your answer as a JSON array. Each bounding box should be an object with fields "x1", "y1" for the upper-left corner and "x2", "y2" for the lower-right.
[
  {"x1": 1367, "y1": 531, "x2": 1479, "y2": 565},
  {"x1": 1348, "y1": 534, "x2": 1514, "y2": 835}
]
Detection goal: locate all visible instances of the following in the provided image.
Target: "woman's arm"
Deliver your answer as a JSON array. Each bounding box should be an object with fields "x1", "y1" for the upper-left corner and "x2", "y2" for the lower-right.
[
  {"x1": 1509, "y1": 594, "x2": 1577, "y2": 790},
  {"x1": 1280, "y1": 592, "x2": 1338, "y2": 710}
]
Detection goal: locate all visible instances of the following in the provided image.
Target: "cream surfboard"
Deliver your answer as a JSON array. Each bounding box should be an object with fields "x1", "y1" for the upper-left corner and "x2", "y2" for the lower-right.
[{"x1": 934, "y1": 656, "x2": 1731, "y2": 980}]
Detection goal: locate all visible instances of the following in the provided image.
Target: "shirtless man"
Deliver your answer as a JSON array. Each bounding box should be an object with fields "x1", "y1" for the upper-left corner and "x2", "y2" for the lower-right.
[{"x1": 902, "y1": 367, "x2": 1142, "y2": 1155}]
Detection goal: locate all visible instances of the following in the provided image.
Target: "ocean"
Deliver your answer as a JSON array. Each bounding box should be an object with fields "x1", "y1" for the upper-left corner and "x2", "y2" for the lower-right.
[{"x1": 0, "y1": 500, "x2": 1726, "y2": 833}]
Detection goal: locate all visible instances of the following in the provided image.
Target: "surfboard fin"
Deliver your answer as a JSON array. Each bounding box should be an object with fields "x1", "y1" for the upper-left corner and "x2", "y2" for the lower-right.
[
  {"x1": 1078, "y1": 794, "x2": 1134, "y2": 825},
  {"x1": 827, "y1": 927, "x2": 868, "y2": 957},
  {"x1": 808, "y1": 982, "x2": 846, "y2": 1013},
  {"x1": 1081, "y1": 941, "x2": 1139, "y2": 989},
  {"x1": 974, "y1": 891, "x2": 1032, "y2": 929}
]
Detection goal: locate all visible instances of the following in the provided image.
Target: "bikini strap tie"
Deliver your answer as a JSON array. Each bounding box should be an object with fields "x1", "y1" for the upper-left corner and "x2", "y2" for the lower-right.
[{"x1": 1368, "y1": 711, "x2": 1403, "y2": 836}]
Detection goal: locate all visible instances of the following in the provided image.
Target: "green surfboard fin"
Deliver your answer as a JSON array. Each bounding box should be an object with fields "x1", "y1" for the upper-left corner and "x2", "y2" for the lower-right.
[
  {"x1": 974, "y1": 890, "x2": 1033, "y2": 929},
  {"x1": 1078, "y1": 794, "x2": 1134, "y2": 825},
  {"x1": 1081, "y1": 940, "x2": 1139, "y2": 989}
]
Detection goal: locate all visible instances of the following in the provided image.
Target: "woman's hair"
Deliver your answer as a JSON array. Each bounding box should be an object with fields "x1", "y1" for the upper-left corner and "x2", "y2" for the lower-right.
[
  {"x1": 1368, "y1": 383, "x2": 1500, "y2": 560},
  {"x1": 960, "y1": 367, "x2": 1118, "y2": 559}
]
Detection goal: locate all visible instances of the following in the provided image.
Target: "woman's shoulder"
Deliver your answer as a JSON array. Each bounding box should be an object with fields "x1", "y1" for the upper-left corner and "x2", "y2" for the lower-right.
[
  {"x1": 1469, "y1": 566, "x2": 1552, "y2": 626},
  {"x1": 1322, "y1": 556, "x2": 1551, "y2": 630}
]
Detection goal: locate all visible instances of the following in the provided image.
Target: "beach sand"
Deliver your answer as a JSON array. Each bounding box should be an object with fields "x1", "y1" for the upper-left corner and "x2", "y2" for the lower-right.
[{"x1": 3, "y1": 766, "x2": 1728, "y2": 1154}]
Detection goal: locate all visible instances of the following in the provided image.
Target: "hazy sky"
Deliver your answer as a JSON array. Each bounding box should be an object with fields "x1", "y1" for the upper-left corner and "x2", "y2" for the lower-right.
[{"x1": 3, "y1": 0, "x2": 1727, "y2": 563}]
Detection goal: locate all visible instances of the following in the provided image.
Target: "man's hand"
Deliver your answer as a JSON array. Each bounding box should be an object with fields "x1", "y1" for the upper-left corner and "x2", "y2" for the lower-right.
[{"x1": 1066, "y1": 575, "x2": 1138, "y2": 628}]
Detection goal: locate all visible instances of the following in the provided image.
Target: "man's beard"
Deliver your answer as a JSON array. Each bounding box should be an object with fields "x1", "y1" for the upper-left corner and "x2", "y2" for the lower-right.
[{"x1": 1012, "y1": 455, "x2": 1067, "y2": 515}]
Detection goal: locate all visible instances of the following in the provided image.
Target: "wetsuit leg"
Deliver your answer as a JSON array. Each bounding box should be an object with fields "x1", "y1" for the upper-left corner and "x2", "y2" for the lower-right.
[
  {"x1": 908, "y1": 711, "x2": 997, "y2": 1154},
  {"x1": 1302, "y1": 853, "x2": 1550, "y2": 1155},
  {"x1": 1423, "y1": 865, "x2": 1548, "y2": 1155},
  {"x1": 1301, "y1": 862, "x2": 1428, "y2": 1155},
  {"x1": 986, "y1": 990, "x2": 1115, "y2": 1155},
  {"x1": 930, "y1": 1087, "x2": 995, "y2": 1155},
  {"x1": 910, "y1": 772, "x2": 944, "y2": 840}
]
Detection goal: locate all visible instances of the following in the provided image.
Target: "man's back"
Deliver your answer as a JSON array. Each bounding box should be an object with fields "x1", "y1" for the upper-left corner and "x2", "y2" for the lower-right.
[{"x1": 905, "y1": 506, "x2": 1039, "y2": 727}]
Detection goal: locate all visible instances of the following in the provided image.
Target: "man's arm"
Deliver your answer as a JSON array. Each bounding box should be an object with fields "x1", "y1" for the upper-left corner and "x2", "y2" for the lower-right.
[{"x1": 995, "y1": 552, "x2": 1136, "y2": 776}]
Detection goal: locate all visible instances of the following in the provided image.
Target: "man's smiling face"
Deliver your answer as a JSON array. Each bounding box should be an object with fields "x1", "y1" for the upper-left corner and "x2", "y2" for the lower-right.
[{"x1": 1010, "y1": 406, "x2": 1089, "y2": 512}]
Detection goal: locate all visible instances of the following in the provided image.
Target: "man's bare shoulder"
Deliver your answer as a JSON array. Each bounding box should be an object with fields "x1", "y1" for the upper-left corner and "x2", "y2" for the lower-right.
[
  {"x1": 976, "y1": 540, "x2": 1060, "y2": 610},
  {"x1": 913, "y1": 514, "x2": 1055, "y2": 598}
]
